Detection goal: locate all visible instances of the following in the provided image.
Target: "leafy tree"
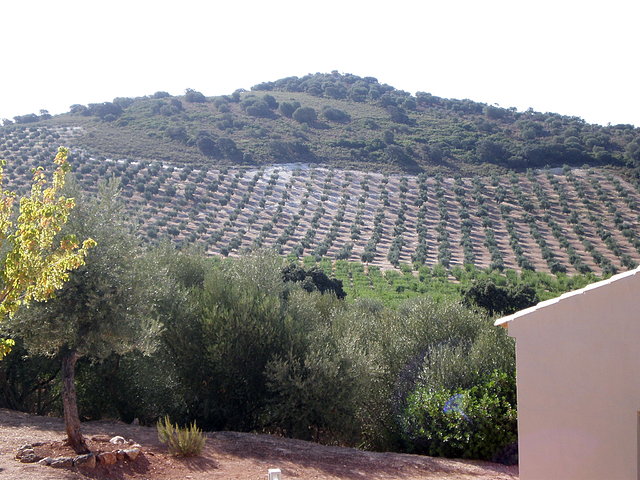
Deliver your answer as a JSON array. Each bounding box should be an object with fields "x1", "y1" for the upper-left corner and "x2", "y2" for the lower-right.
[
  {"x1": 477, "y1": 138, "x2": 511, "y2": 164},
  {"x1": 281, "y1": 264, "x2": 346, "y2": 299},
  {"x1": 0, "y1": 148, "x2": 94, "y2": 359},
  {"x1": 292, "y1": 106, "x2": 317, "y2": 125},
  {"x1": 245, "y1": 100, "x2": 273, "y2": 118},
  {"x1": 184, "y1": 88, "x2": 206, "y2": 103},
  {"x1": 12, "y1": 113, "x2": 39, "y2": 124},
  {"x1": 400, "y1": 371, "x2": 517, "y2": 461},
  {"x1": 196, "y1": 133, "x2": 220, "y2": 157},
  {"x1": 86, "y1": 102, "x2": 123, "y2": 120},
  {"x1": 462, "y1": 278, "x2": 538, "y2": 316},
  {"x1": 262, "y1": 94, "x2": 279, "y2": 110},
  {"x1": 322, "y1": 107, "x2": 351, "y2": 123},
  {"x1": 4, "y1": 179, "x2": 164, "y2": 453},
  {"x1": 279, "y1": 101, "x2": 300, "y2": 118}
]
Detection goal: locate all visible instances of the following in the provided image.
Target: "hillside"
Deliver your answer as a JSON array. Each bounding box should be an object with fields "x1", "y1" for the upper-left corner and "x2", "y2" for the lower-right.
[{"x1": 1, "y1": 72, "x2": 639, "y2": 275}]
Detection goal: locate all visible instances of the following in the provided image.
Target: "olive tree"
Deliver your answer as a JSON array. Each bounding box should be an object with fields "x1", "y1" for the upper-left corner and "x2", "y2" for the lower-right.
[{"x1": 4, "y1": 179, "x2": 165, "y2": 453}]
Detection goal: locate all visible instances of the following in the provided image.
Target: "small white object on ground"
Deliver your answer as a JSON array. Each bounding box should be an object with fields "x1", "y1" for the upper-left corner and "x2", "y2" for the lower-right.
[{"x1": 268, "y1": 468, "x2": 282, "y2": 480}]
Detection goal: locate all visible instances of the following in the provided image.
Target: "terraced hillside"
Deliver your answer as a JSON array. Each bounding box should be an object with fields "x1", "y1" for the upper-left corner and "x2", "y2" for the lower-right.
[{"x1": 1, "y1": 124, "x2": 639, "y2": 276}]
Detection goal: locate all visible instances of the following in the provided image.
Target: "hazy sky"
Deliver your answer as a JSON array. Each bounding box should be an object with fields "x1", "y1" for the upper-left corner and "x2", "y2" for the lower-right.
[{"x1": 2, "y1": 0, "x2": 638, "y2": 126}]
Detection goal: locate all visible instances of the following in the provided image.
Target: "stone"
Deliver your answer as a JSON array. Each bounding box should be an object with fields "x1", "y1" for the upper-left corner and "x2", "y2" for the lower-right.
[
  {"x1": 16, "y1": 447, "x2": 42, "y2": 463},
  {"x1": 97, "y1": 451, "x2": 117, "y2": 465},
  {"x1": 38, "y1": 457, "x2": 53, "y2": 466},
  {"x1": 15, "y1": 447, "x2": 34, "y2": 458},
  {"x1": 74, "y1": 453, "x2": 96, "y2": 469},
  {"x1": 115, "y1": 450, "x2": 126, "y2": 462},
  {"x1": 18, "y1": 452, "x2": 40, "y2": 463},
  {"x1": 50, "y1": 456, "x2": 74, "y2": 468},
  {"x1": 109, "y1": 435, "x2": 126, "y2": 445},
  {"x1": 122, "y1": 448, "x2": 141, "y2": 461}
]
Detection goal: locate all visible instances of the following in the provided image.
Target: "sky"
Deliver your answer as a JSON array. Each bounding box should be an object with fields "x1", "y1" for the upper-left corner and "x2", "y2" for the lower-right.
[{"x1": 2, "y1": 0, "x2": 639, "y2": 127}]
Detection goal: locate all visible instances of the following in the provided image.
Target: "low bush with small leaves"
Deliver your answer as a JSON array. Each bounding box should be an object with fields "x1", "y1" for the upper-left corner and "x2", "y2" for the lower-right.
[{"x1": 399, "y1": 372, "x2": 517, "y2": 463}]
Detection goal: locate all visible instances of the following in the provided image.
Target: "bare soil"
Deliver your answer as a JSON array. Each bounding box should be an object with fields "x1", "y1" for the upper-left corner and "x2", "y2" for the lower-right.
[{"x1": 0, "y1": 409, "x2": 518, "y2": 480}]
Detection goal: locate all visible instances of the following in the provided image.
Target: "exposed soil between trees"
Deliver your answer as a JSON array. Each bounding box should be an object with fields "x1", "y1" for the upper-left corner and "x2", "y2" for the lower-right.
[{"x1": 0, "y1": 409, "x2": 518, "y2": 479}]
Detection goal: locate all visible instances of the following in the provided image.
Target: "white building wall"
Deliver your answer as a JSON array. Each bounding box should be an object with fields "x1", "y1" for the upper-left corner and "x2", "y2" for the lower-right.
[{"x1": 508, "y1": 272, "x2": 640, "y2": 480}]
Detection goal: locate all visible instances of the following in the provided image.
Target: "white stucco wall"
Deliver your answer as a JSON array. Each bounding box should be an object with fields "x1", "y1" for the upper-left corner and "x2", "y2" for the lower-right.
[{"x1": 505, "y1": 269, "x2": 640, "y2": 480}]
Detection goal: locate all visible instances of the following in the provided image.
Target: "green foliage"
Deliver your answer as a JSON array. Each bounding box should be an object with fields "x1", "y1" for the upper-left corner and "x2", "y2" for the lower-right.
[
  {"x1": 0, "y1": 338, "x2": 14, "y2": 360},
  {"x1": 292, "y1": 106, "x2": 317, "y2": 125},
  {"x1": 462, "y1": 278, "x2": 538, "y2": 316},
  {"x1": 184, "y1": 88, "x2": 206, "y2": 103},
  {"x1": 2, "y1": 242, "x2": 608, "y2": 460},
  {"x1": 400, "y1": 372, "x2": 517, "y2": 462},
  {"x1": 11, "y1": 72, "x2": 636, "y2": 179},
  {"x1": 157, "y1": 415, "x2": 205, "y2": 456},
  {"x1": 6, "y1": 179, "x2": 163, "y2": 359},
  {"x1": 322, "y1": 106, "x2": 351, "y2": 123},
  {"x1": 281, "y1": 263, "x2": 346, "y2": 299},
  {"x1": 278, "y1": 101, "x2": 300, "y2": 118},
  {"x1": 0, "y1": 147, "x2": 94, "y2": 358}
]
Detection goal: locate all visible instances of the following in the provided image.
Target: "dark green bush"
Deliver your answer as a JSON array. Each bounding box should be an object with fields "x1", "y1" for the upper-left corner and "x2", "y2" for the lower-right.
[
  {"x1": 184, "y1": 88, "x2": 206, "y2": 103},
  {"x1": 400, "y1": 372, "x2": 517, "y2": 462},
  {"x1": 279, "y1": 101, "x2": 300, "y2": 118},
  {"x1": 292, "y1": 106, "x2": 317, "y2": 125},
  {"x1": 322, "y1": 107, "x2": 351, "y2": 123}
]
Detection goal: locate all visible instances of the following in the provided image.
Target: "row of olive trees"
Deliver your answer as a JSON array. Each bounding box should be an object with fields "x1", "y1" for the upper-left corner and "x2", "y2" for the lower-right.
[{"x1": 0, "y1": 170, "x2": 517, "y2": 459}]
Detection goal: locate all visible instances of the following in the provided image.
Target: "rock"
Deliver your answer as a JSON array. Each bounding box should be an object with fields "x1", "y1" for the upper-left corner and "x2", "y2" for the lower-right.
[
  {"x1": 18, "y1": 452, "x2": 40, "y2": 463},
  {"x1": 129, "y1": 443, "x2": 142, "y2": 449},
  {"x1": 115, "y1": 450, "x2": 126, "y2": 462},
  {"x1": 97, "y1": 451, "x2": 117, "y2": 465},
  {"x1": 31, "y1": 442, "x2": 46, "y2": 447},
  {"x1": 74, "y1": 453, "x2": 96, "y2": 468},
  {"x1": 50, "y1": 456, "x2": 74, "y2": 468},
  {"x1": 16, "y1": 447, "x2": 42, "y2": 463},
  {"x1": 122, "y1": 448, "x2": 141, "y2": 461},
  {"x1": 15, "y1": 447, "x2": 34, "y2": 458},
  {"x1": 38, "y1": 457, "x2": 53, "y2": 466},
  {"x1": 91, "y1": 435, "x2": 112, "y2": 442},
  {"x1": 17, "y1": 444, "x2": 33, "y2": 451},
  {"x1": 109, "y1": 435, "x2": 126, "y2": 445}
]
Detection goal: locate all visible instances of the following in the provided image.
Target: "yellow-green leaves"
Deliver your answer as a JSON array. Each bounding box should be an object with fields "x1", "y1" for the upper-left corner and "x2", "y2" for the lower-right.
[
  {"x1": 0, "y1": 147, "x2": 95, "y2": 356},
  {"x1": 0, "y1": 338, "x2": 14, "y2": 360}
]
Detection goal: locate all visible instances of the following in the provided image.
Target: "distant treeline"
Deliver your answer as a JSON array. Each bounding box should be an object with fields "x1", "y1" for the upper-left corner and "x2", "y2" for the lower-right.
[{"x1": 4, "y1": 72, "x2": 639, "y2": 174}]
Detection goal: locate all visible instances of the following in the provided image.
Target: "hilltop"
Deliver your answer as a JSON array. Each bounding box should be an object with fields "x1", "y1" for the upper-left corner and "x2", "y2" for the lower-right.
[
  {"x1": 4, "y1": 72, "x2": 640, "y2": 175},
  {"x1": 1, "y1": 72, "x2": 639, "y2": 275}
]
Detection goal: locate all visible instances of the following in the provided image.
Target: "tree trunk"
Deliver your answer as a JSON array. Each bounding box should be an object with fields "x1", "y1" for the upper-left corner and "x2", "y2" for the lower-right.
[{"x1": 61, "y1": 349, "x2": 90, "y2": 454}]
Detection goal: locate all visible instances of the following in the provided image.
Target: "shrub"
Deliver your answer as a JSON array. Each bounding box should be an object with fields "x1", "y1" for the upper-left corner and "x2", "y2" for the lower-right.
[
  {"x1": 157, "y1": 416, "x2": 206, "y2": 456},
  {"x1": 245, "y1": 100, "x2": 273, "y2": 118},
  {"x1": 399, "y1": 372, "x2": 517, "y2": 462},
  {"x1": 279, "y1": 101, "x2": 300, "y2": 118},
  {"x1": 184, "y1": 88, "x2": 206, "y2": 103},
  {"x1": 292, "y1": 106, "x2": 317, "y2": 125},
  {"x1": 322, "y1": 107, "x2": 351, "y2": 123}
]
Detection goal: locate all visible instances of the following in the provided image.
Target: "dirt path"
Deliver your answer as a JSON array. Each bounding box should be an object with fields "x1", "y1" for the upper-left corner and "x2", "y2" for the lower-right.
[{"x1": 0, "y1": 409, "x2": 518, "y2": 480}]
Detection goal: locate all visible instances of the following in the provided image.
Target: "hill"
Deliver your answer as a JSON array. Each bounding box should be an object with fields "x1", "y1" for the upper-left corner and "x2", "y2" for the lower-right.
[{"x1": 1, "y1": 72, "x2": 639, "y2": 275}]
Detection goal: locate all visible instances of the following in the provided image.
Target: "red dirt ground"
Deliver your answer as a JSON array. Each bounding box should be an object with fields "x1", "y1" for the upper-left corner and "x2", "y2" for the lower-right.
[{"x1": 0, "y1": 409, "x2": 518, "y2": 480}]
